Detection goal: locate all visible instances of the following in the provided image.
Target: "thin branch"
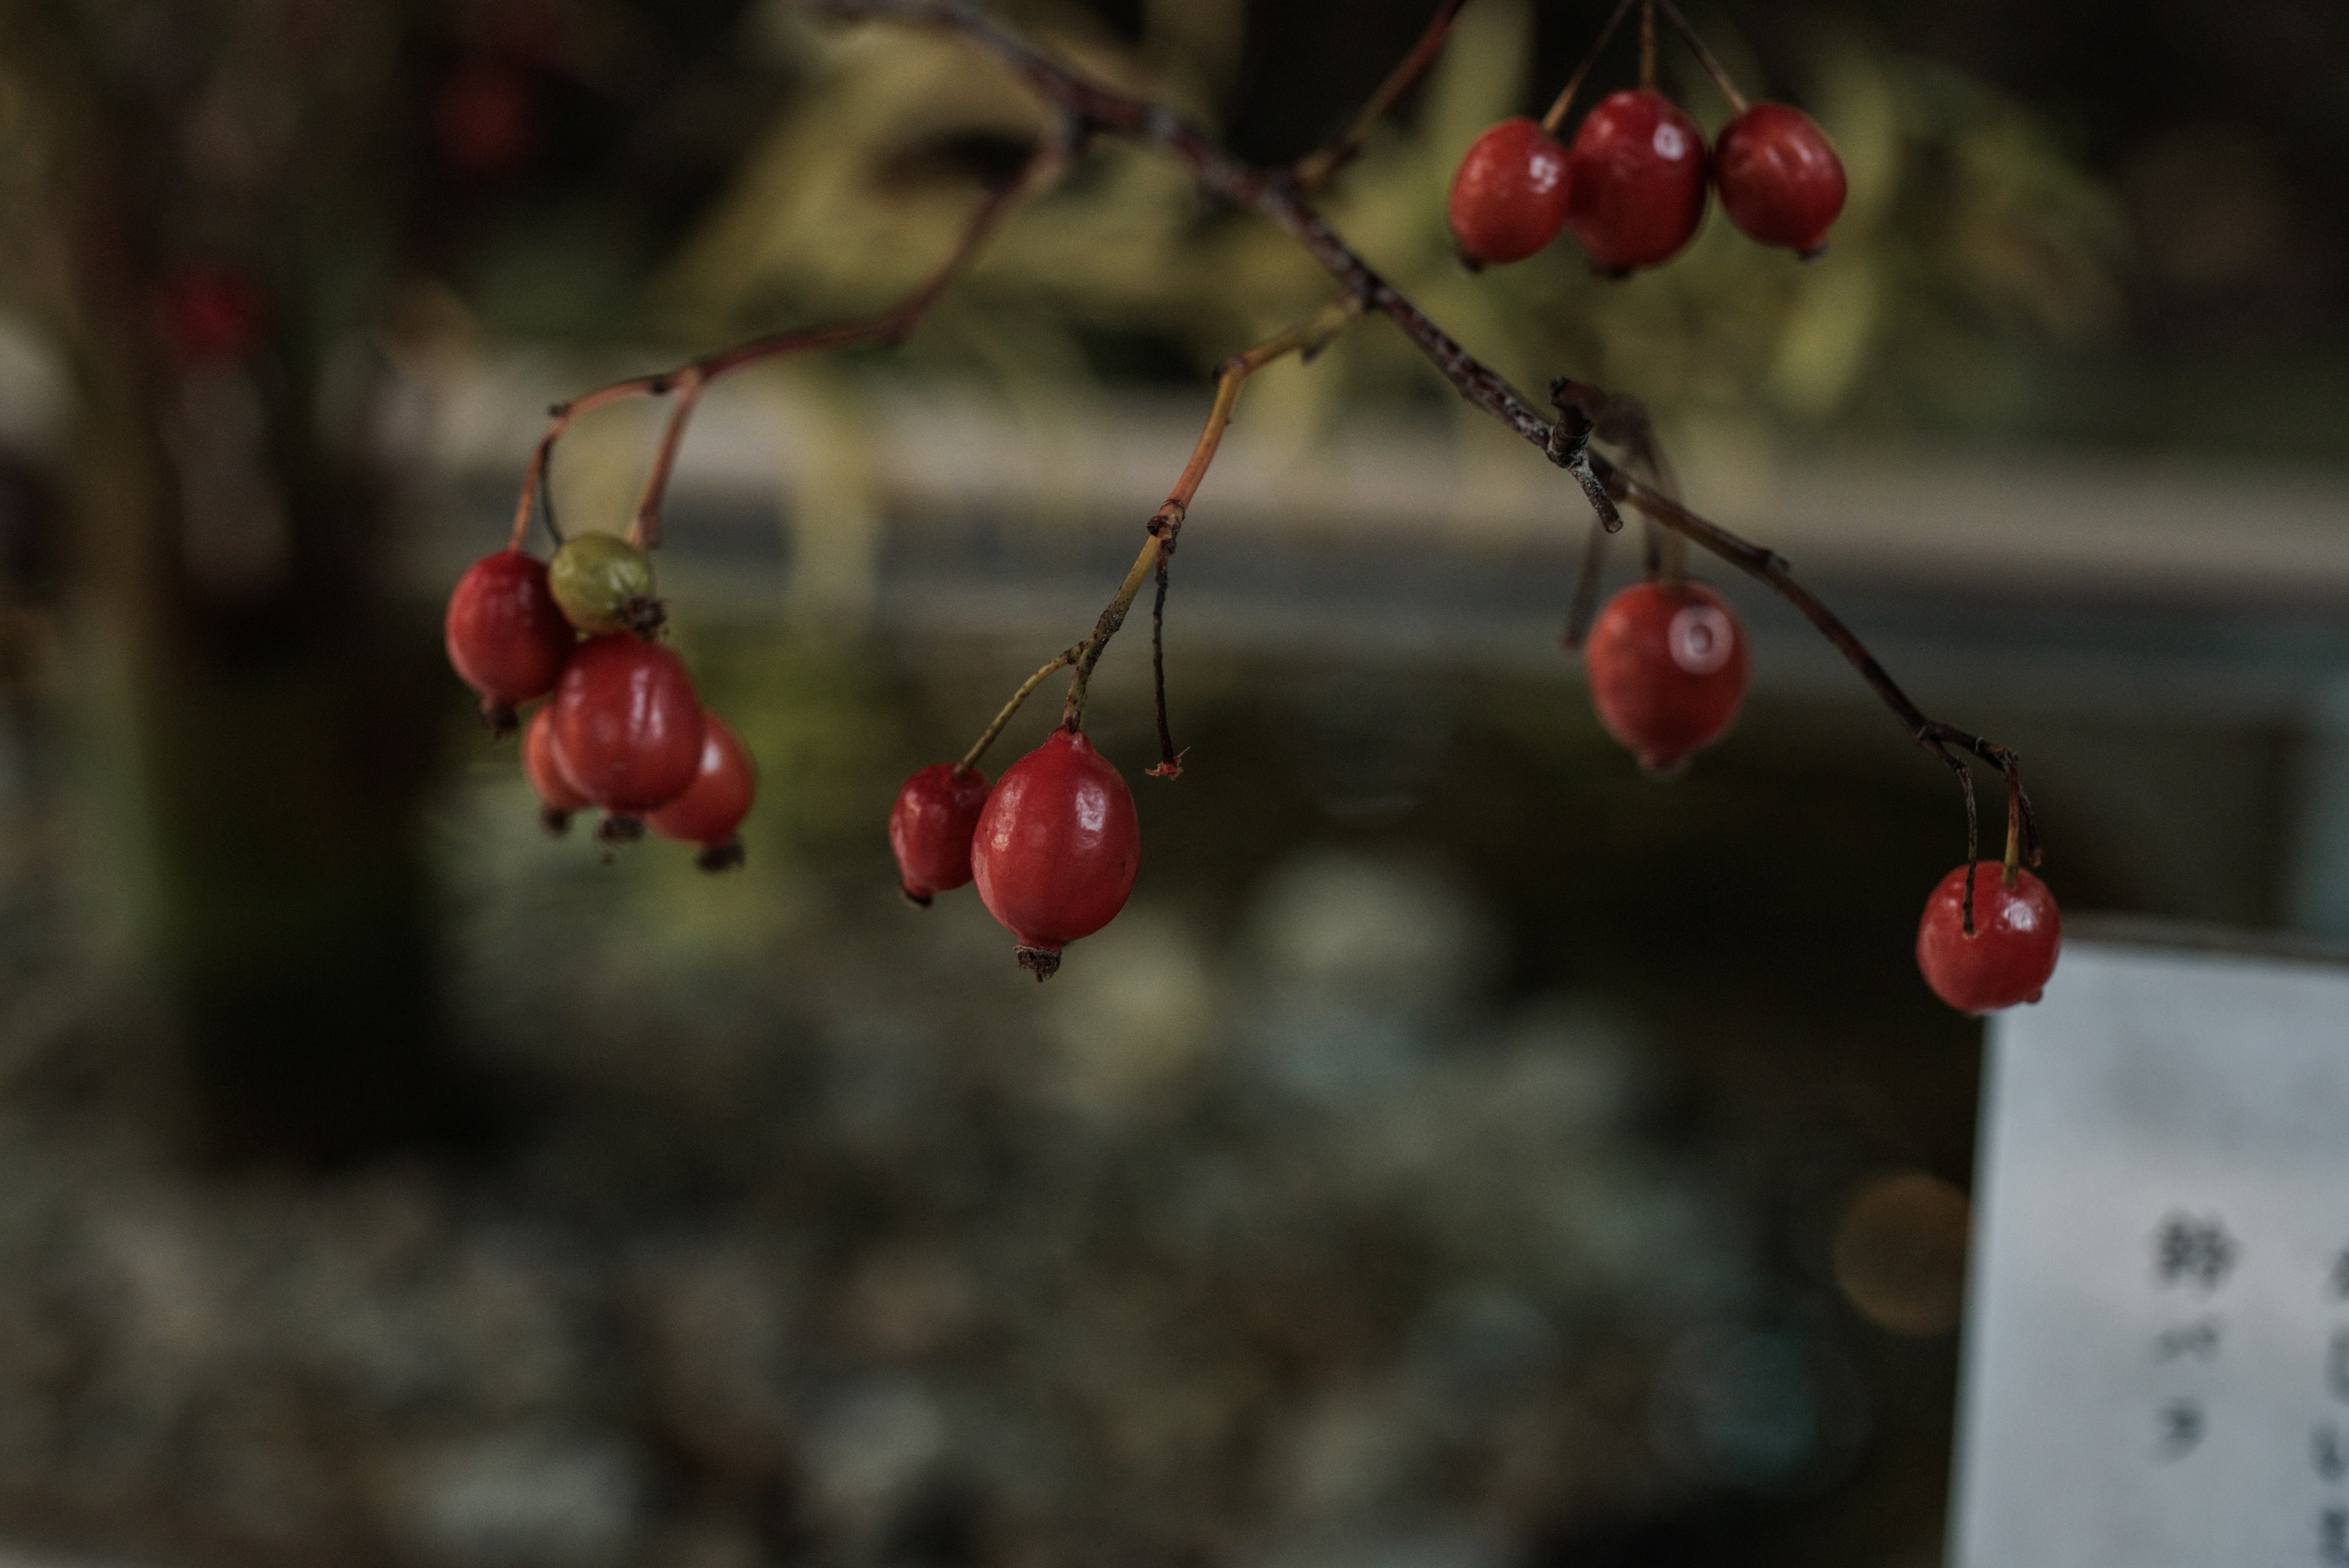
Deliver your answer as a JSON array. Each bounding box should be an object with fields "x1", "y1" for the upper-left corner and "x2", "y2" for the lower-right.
[
  {"x1": 1059, "y1": 297, "x2": 1361, "y2": 731},
  {"x1": 1292, "y1": 0, "x2": 1470, "y2": 191},
  {"x1": 505, "y1": 121, "x2": 1074, "y2": 555},
  {"x1": 1653, "y1": 0, "x2": 1750, "y2": 115},
  {"x1": 629, "y1": 366, "x2": 705, "y2": 550},
  {"x1": 1147, "y1": 552, "x2": 1184, "y2": 776}
]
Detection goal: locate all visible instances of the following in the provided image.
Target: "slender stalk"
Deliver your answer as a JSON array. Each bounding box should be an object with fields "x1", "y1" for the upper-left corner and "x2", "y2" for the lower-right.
[
  {"x1": 1639, "y1": 0, "x2": 1657, "y2": 92},
  {"x1": 1653, "y1": 0, "x2": 1750, "y2": 114},
  {"x1": 1146, "y1": 553, "x2": 1182, "y2": 776},
  {"x1": 1293, "y1": 0, "x2": 1471, "y2": 191},
  {"x1": 629, "y1": 367, "x2": 705, "y2": 550},
  {"x1": 957, "y1": 647, "x2": 1079, "y2": 775},
  {"x1": 1540, "y1": 0, "x2": 1639, "y2": 133},
  {"x1": 1060, "y1": 532, "x2": 1167, "y2": 730},
  {"x1": 1057, "y1": 298, "x2": 1361, "y2": 732}
]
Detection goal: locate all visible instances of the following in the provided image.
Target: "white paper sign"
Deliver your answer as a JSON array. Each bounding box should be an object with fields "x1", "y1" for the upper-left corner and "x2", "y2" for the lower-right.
[{"x1": 1952, "y1": 938, "x2": 2349, "y2": 1567}]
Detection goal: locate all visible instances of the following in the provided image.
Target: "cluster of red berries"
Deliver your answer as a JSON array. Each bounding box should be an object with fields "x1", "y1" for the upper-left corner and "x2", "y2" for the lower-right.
[
  {"x1": 1575, "y1": 573, "x2": 2058, "y2": 1014},
  {"x1": 889, "y1": 728, "x2": 1140, "y2": 981},
  {"x1": 444, "y1": 534, "x2": 757, "y2": 868},
  {"x1": 1448, "y1": 78, "x2": 1845, "y2": 274}
]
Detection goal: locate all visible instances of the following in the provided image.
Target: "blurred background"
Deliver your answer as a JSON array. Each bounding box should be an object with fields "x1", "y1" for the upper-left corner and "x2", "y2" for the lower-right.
[{"x1": 0, "y1": 0, "x2": 2343, "y2": 1563}]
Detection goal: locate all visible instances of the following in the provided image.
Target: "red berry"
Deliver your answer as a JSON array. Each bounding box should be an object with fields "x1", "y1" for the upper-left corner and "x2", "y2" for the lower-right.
[
  {"x1": 970, "y1": 729, "x2": 1140, "y2": 979},
  {"x1": 522, "y1": 704, "x2": 590, "y2": 831},
  {"x1": 162, "y1": 267, "x2": 266, "y2": 362},
  {"x1": 1562, "y1": 89, "x2": 1710, "y2": 273},
  {"x1": 549, "y1": 634, "x2": 704, "y2": 814},
  {"x1": 647, "y1": 711, "x2": 757, "y2": 865},
  {"x1": 1915, "y1": 864, "x2": 2061, "y2": 1014},
  {"x1": 445, "y1": 549, "x2": 575, "y2": 733},
  {"x1": 889, "y1": 762, "x2": 992, "y2": 907},
  {"x1": 1447, "y1": 117, "x2": 1573, "y2": 267},
  {"x1": 1713, "y1": 103, "x2": 1846, "y2": 255},
  {"x1": 1583, "y1": 579, "x2": 1749, "y2": 771}
]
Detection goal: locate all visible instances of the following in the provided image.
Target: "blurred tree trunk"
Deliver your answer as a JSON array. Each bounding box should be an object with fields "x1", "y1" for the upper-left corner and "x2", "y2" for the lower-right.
[{"x1": 5, "y1": 1, "x2": 510, "y2": 1164}]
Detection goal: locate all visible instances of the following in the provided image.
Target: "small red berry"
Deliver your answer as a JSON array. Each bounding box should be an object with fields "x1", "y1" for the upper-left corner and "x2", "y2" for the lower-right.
[
  {"x1": 647, "y1": 711, "x2": 757, "y2": 869},
  {"x1": 1563, "y1": 89, "x2": 1710, "y2": 273},
  {"x1": 445, "y1": 549, "x2": 575, "y2": 734},
  {"x1": 1447, "y1": 117, "x2": 1574, "y2": 268},
  {"x1": 161, "y1": 267, "x2": 266, "y2": 363},
  {"x1": 1583, "y1": 579, "x2": 1750, "y2": 771},
  {"x1": 1713, "y1": 103, "x2": 1846, "y2": 256},
  {"x1": 889, "y1": 762, "x2": 992, "y2": 907},
  {"x1": 1916, "y1": 864, "x2": 2061, "y2": 1014},
  {"x1": 522, "y1": 704, "x2": 590, "y2": 832},
  {"x1": 970, "y1": 729, "x2": 1140, "y2": 979},
  {"x1": 549, "y1": 634, "x2": 704, "y2": 814}
]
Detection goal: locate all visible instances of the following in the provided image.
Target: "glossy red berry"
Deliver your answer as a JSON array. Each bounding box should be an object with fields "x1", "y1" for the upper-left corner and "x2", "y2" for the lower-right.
[
  {"x1": 549, "y1": 634, "x2": 704, "y2": 815},
  {"x1": 647, "y1": 711, "x2": 757, "y2": 869},
  {"x1": 889, "y1": 762, "x2": 992, "y2": 907},
  {"x1": 1916, "y1": 864, "x2": 2061, "y2": 1014},
  {"x1": 970, "y1": 729, "x2": 1140, "y2": 979},
  {"x1": 1584, "y1": 579, "x2": 1750, "y2": 771},
  {"x1": 522, "y1": 704, "x2": 590, "y2": 833},
  {"x1": 1447, "y1": 117, "x2": 1574, "y2": 268},
  {"x1": 1563, "y1": 89, "x2": 1710, "y2": 273},
  {"x1": 445, "y1": 549, "x2": 576, "y2": 734},
  {"x1": 1713, "y1": 103, "x2": 1846, "y2": 256}
]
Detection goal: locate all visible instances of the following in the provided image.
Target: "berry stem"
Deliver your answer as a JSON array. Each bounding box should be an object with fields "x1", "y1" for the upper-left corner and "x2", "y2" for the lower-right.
[
  {"x1": 2001, "y1": 757, "x2": 2026, "y2": 890},
  {"x1": 1292, "y1": 0, "x2": 1471, "y2": 191},
  {"x1": 629, "y1": 366, "x2": 705, "y2": 551},
  {"x1": 1147, "y1": 551, "x2": 1182, "y2": 776},
  {"x1": 956, "y1": 646, "x2": 1082, "y2": 776},
  {"x1": 1652, "y1": 0, "x2": 1750, "y2": 115},
  {"x1": 1638, "y1": 0, "x2": 1657, "y2": 92},
  {"x1": 1540, "y1": 0, "x2": 1640, "y2": 134}
]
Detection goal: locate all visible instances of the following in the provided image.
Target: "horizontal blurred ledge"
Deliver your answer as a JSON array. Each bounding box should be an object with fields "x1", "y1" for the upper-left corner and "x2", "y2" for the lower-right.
[{"x1": 420, "y1": 359, "x2": 2349, "y2": 609}]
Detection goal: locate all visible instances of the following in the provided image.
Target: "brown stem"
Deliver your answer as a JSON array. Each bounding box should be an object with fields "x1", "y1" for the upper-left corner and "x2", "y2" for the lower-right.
[
  {"x1": 1653, "y1": 0, "x2": 1751, "y2": 115},
  {"x1": 1061, "y1": 529, "x2": 1167, "y2": 732},
  {"x1": 1293, "y1": 0, "x2": 1471, "y2": 191},
  {"x1": 505, "y1": 121, "x2": 1072, "y2": 555},
  {"x1": 1639, "y1": 0, "x2": 1657, "y2": 92},
  {"x1": 1146, "y1": 552, "x2": 1182, "y2": 777},
  {"x1": 1541, "y1": 0, "x2": 1639, "y2": 133},
  {"x1": 630, "y1": 367, "x2": 704, "y2": 550}
]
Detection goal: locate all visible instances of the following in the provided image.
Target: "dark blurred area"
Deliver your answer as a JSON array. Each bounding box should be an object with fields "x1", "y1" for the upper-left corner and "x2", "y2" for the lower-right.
[{"x1": 0, "y1": 0, "x2": 2341, "y2": 1564}]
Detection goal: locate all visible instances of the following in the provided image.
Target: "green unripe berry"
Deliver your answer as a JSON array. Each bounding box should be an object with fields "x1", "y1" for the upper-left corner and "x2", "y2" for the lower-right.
[{"x1": 549, "y1": 532, "x2": 662, "y2": 636}]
